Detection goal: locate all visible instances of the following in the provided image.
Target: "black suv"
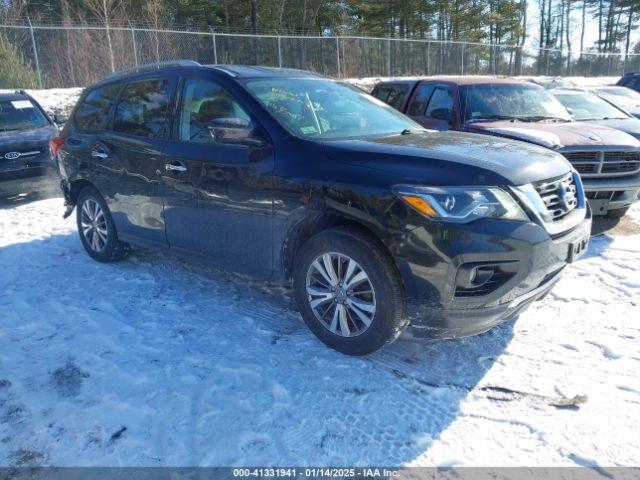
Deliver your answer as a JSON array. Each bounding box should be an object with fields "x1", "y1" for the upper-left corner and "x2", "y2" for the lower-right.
[
  {"x1": 0, "y1": 91, "x2": 59, "y2": 197},
  {"x1": 55, "y1": 61, "x2": 592, "y2": 355}
]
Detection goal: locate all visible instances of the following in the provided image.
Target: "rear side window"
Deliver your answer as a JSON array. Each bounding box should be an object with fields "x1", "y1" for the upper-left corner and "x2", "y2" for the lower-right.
[
  {"x1": 372, "y1": 84, "x2": 408, "y2": 110},
  {"x1": 114, "y1": 79, "x2": 173, "y2": 138},
  {"x1": 372, "y1": 85, "x2": 392, "y2": 102},
  {"x1": 74, "y1": 84, "x2": 120, "y2": 131},
  {"x1": 408, "y1": 84, "x2": 434, "y2": 116},
  {"x1": 386, "y1": 85, "x2": 409, "y2": 110}
]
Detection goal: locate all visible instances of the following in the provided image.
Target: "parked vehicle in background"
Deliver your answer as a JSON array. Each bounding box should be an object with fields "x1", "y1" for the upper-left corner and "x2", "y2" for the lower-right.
[
  {"x1": 55, "y1": 62, "x2": 591, "y2": 355},
  {"x1": 372, "y1": 77, "x2": 640, "y2": 218},
  {"x1": 591, "y1": 85, "x2": 640, "y2": 119},
  {"x1": 616, "y1": 72, "x2": 640, "y2": 93},
  {"x1": 551, "y1": 88, "x2": 640, "y2": 139},
  {"x1": 0, "y1": 91, "x2": 60, "y2": 198}
]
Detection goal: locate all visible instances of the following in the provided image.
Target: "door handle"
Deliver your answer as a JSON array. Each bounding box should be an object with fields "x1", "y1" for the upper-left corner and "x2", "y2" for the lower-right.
[
  {"x1": 165, "y1": 162, "x2": 187, "y2": 173},
  {"x1": 91, "y1": 148, "x2": 109, "y2": 158}
]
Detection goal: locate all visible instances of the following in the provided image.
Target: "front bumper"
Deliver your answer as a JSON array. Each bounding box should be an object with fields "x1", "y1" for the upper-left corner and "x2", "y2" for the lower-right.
[
  {"x1": 0, "y1": 166, "x2": 59, "y2": 197},
  {"x1": 391, "y1": 209, "x2": 592, "y2": 339},
  {"x1": 582, "y1": 176, "x2": 640, "y2": 214}
]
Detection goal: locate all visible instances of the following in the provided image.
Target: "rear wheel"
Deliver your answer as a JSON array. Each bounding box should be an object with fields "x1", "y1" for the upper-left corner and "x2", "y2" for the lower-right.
[
  {"x1": 293, "y1": 226, "x2": 407, "y2": 355},
  {"x1": 605, "y1": 206, "x2": 630, "y2": 218},
  {"x1": 76, "y1": 186, "x2": 129, "y2": 262}
]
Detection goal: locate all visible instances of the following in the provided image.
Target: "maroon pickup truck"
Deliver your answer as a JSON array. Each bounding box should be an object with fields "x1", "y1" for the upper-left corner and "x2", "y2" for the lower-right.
[{"x1": 371, "y1": 77, "x2": 640, "y2": 217}]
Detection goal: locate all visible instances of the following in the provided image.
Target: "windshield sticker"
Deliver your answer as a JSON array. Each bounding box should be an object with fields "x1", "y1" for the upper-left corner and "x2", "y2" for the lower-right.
[
  {"x1": 300, "y1": 126, "x2": 318, "y2": 135},
  {"x1": 11, "y1": 100, "x2": 34, "y2": 109}
]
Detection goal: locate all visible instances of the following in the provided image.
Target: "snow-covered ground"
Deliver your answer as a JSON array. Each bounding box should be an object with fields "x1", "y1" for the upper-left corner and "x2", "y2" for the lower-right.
[{"x1": 0, "y1": 196, "x2": 639, "y2": 467}]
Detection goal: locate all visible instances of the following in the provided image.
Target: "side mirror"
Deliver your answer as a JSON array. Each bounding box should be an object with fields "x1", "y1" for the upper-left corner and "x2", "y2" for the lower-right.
[
  {"x1": 208, "y1": 117, "x2": 264, "y2": 147},
  {"x1": 430, "y1": 108, "x2": 454, "y2": 123}
]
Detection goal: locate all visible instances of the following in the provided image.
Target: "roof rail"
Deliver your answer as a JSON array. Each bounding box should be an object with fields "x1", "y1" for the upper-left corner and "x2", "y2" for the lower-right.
[{"x1": 106, "y1": 60, "x2": 202, "y2": 79}]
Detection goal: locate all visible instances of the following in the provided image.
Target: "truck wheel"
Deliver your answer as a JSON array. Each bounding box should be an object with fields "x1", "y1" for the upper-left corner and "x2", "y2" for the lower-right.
[
  {"x1": 76, "y1": 186, "x2": 130, "y2": 262},
  {"x1": 605, "y1": 206, "x2": 630, "y2": 218},
  {"x1": 293, "y1": 226, "x2": 407, "y2": 355}
]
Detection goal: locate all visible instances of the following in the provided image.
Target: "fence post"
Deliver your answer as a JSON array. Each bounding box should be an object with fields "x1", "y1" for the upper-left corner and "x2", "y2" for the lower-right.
[
  {"x1": 461, "y1": 42, "x2": 465, "y2": 75},
  {"x1": 131, "y1": 27, "x2": 138, "y2": 66},
  {"x1": 26, "y1": 17, "x2": 43, "y2": 89},
  {"x1": 426, "y1": 41, "x2": 430, "y2": 75},
  {"x1": 335, "y1": 36, "x2": 341, "y2": 78},
  {"x1": 386, "y1": 37, "x2": 390, "y2": 76},
  {"x1": 209, "y1": 27, "x2": 218, "y2": 64},
  {"x1": 277, "y1": 35, "x2": 282, "y2": 68}
]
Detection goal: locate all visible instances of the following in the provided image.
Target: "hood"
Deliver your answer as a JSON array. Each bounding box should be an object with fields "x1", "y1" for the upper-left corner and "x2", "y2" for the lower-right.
[
  {"x1": 322, "y1": 130, "x2": 571, "y2": 186},
  {"x1": 576, "y1": 117, "x2": 640, "y2": 139},
  {"x1": 0, "y1": 125, "x2": 58, "y2": 154},
  {"x1": 467, "y1": 120, "x2": 640, "y2": 150}
]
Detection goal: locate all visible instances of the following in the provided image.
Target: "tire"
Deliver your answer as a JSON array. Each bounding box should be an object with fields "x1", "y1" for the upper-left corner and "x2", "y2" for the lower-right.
[
  {"x1": 293, "y1": 226, "x2": 407, "y2": 355},
  {"x1": 605, "y1": 206, "x2": 630, "y2": 218},
  {"x1": 76, "y1": 186, "x2": 130, "y2": 262}
]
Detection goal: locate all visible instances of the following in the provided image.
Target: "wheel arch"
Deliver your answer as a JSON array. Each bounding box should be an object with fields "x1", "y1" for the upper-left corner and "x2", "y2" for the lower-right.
[
  {"x1": 281, "y1": 212, "x2": 400, "y2": 283},
  {"x1": 68, "y1": 179, "x2": 97, "y2": 204}
]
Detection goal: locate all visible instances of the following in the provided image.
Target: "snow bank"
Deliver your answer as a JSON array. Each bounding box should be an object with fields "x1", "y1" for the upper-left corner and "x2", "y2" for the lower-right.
[{"x1": 0, "y1": 88, "x2": 83, "y2": 117}]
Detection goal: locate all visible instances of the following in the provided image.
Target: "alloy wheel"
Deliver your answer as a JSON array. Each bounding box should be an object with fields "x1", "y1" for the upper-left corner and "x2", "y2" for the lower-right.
[
  {"x1": 305, "y1": 252, "x2": 376, "y2": 337},
  {"x1": 80, "y1": 198, "x2": 108, "y2": 253}
]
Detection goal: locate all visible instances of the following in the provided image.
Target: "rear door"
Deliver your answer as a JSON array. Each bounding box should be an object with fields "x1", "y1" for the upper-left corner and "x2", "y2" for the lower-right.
[
  {"x1": 98, "y1": 76, "x2": 177, "y2": 247},
  {"x1": 161, "y1": 74, "x2": 275, "y2": 277}
]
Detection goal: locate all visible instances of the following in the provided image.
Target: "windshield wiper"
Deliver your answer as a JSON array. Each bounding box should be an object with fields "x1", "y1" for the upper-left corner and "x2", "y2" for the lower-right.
[
  {"x1": 518, "y1": 115, "x2": 570, "y2": 123},
  {"x1": 466, "y1": 115, "x2": 520, "y2": 123}
]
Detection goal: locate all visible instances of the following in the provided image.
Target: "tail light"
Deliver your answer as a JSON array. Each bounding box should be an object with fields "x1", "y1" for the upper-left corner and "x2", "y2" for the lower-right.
[{"x1": 50, "y1": 136, "x2": 65, "y2": 157}]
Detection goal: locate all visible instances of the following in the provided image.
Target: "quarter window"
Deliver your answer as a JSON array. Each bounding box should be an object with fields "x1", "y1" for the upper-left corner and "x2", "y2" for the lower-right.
[
  {"x1": 114, "y1": 79, "x2": 172, "y2": 138},
  {"x1": 75, "y1": 84, "x2": 120, "y2": 131},
  {"x1": 178, "y1": 78, "x2": 251, "y2": 144},
  {"x1": 386, "y1": 85, "x2": 409, "y2": 110}
]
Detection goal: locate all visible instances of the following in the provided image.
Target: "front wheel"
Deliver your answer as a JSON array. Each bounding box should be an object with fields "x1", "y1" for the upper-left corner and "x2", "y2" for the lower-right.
[
  {"x1": 76, "y1": 186, "x2": 129, "y2": 262},
  {"x1": 293, "y1": 226, "x2": 407, "y2": 355}
]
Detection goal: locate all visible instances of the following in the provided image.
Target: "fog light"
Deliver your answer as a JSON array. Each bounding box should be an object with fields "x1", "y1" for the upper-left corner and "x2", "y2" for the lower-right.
[{"x1": 456, "y1": 265, "x2": 495, "y2": 289}]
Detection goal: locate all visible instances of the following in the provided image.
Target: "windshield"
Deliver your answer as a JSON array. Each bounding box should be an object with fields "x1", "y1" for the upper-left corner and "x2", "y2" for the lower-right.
[
  {"x1": 0, "y1": 99, "x2": 49, "y2": 132},
  {"x1": 554, "y1": 93, "x2": 629, "y2": 120},
  {"x1": 459, "y1": 83, "x2": 572, "y2": 122},
  {"x1": 244, "y1": 78, "x2": 421, "y2": 139},
  {"x1": 595, "y1": 87, "x2": 640, "y2": 106}
]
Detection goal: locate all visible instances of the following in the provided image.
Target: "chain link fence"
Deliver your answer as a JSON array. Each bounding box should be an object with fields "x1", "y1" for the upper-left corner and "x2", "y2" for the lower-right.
[{"x1": 1, "y1": 22, "x2": 638, "y2": 89}]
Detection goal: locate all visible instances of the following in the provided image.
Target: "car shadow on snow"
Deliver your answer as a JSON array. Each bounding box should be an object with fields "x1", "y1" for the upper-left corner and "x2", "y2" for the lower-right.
[{"x1": 0, "y1": 231, "x2": 520, "y2": 466}]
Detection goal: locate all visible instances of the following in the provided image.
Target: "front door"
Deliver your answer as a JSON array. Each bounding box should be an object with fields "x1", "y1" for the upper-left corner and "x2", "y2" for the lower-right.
[{"x1": 162, "y1": 76, "x2": 275, "y2": 277}]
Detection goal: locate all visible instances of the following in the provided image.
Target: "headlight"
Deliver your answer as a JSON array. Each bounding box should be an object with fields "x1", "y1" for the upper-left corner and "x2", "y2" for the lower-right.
[{"x1": 393, "y1": 185, "x2": 528, "y2": 224}]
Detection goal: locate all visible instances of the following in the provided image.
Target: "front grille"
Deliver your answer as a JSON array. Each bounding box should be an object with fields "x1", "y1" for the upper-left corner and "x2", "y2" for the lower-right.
[
  {"x1": 562, "y1": 150, "x2": 640, "y2": 177},
  {"x1": 533, "y1": 172, "x2": 578, "y2": 221}
]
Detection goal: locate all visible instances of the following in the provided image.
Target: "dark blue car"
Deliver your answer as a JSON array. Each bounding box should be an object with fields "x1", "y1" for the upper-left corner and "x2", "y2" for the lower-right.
[
  {"x1": 0, "y1": 91, "x2": 59, "y2": 197},
  {"x1": 55, "y1": 62, "x2": 592, "y2": 355}
]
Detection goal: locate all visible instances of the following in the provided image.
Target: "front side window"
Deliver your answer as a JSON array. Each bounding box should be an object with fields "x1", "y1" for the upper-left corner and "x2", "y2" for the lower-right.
[
  {"x1": 408, "y1": 84, "x2": 434, "y2": 116},
  {"x1": 554, "y1": 93, "x2": 628, "y2": 121},
  {"x1": 179, "y1": 78, "x2": 251, "y2": 144},
  {"x1": 75, "y1": 84, "x2": 120, "y2": 131},
  {"x1": 244, "y1": 78, "x2": 420, "y2": 139},
  {"x1": 114, "y1": 79, "x2": 172, "y2": 138},
  {"x1": 424, "y1": 87, "x2": 454, "y2": 118},
  {"x1": 0, "y1": 98, "x2": 49, "y2": 132},
  {"x1": 459, "y1": 83, "x2": 572, "y2": 122}
]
